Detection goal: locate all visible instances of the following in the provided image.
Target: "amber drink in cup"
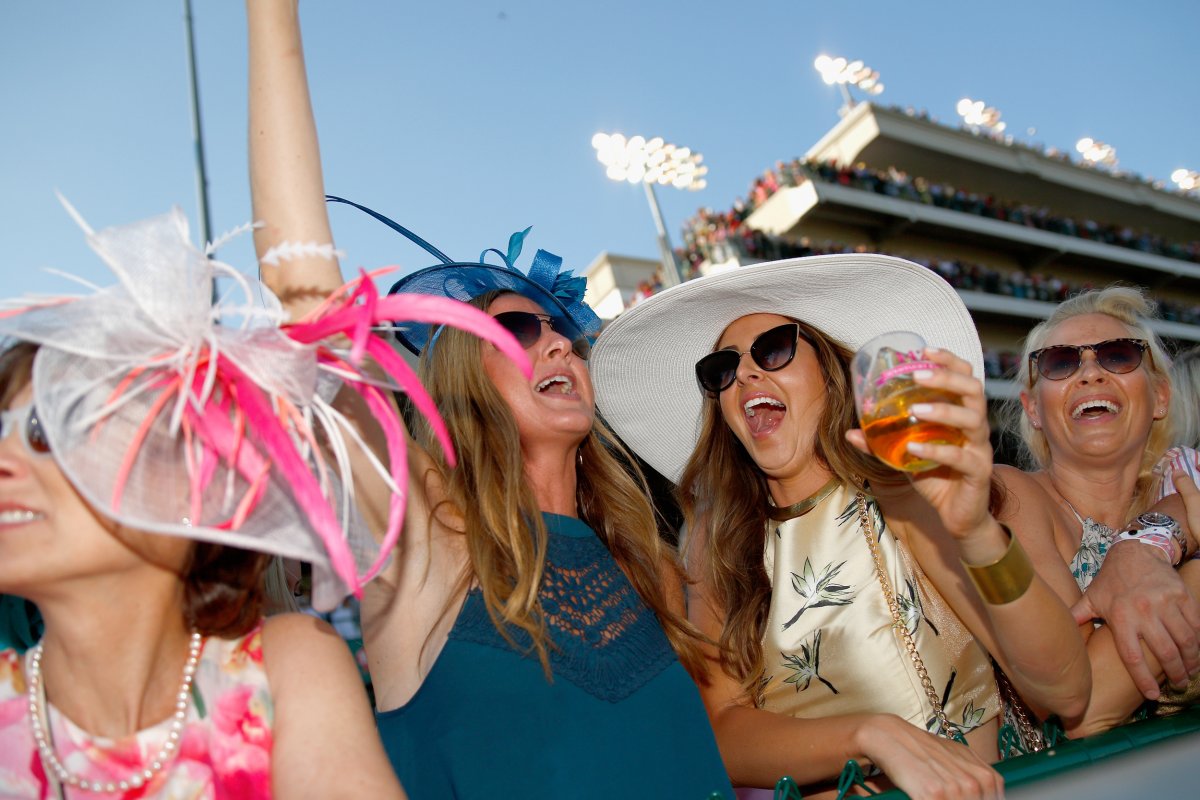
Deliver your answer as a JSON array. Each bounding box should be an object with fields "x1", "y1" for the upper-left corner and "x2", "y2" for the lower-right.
[{"x1": 853, "y1": 331, "x2": 965, "y2": 472}]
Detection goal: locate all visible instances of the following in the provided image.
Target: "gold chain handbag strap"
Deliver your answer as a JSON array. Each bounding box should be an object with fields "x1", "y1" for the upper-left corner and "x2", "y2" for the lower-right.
[
  {"x1": 996, "y1": 666, "x2": 1047, "y2": 753},
  {"x1": 855, "y1": 492, "x2": 959, "y2": 740}
]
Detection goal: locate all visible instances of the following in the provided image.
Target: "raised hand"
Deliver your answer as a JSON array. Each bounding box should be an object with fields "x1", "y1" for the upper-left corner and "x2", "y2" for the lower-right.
[{"x1": 848, "y1": 347, "x2": 994, "y2": 541}]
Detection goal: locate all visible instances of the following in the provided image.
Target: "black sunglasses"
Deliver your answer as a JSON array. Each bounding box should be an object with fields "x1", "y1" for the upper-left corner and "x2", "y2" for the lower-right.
[
  {"x1": 493, "y1": 311, "x2": 591, "y2": 360},
  {"x1": 1028, "y1": 338, "x2": 1149, "y2": 385},
  {"x1": 0, "y1": 403, "x2": 51, "y2": 457},
  {"x1": 695, "y1": 323, "x2": 802, "y2": 394}
]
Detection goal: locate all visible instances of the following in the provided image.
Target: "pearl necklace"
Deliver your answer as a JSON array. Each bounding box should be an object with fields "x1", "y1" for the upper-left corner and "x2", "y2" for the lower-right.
[{"x1": 27, "y1": 631, "x2": 203, "y2": 794}]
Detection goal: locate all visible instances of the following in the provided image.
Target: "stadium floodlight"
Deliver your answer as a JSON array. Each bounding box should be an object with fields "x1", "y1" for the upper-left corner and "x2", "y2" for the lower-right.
[
  {"x1": 1076, "y1": 137, "x2": 1118, "y2": 169},
  {"x1": 1171, "y1": 168, "x2": 1200, "y2": 193},
  {"x1": 813, "y1": 54, "x2": 884, "y2": 112},
  {"x1": 592, "y1": 132, "x2": 708, "y2": 287},
  {"x1": 956, "y1": 98, "x2": 1006, "y2": 135}
]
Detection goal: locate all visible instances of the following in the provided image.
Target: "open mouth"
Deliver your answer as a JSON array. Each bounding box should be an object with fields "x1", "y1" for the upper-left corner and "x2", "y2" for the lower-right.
[
  {"x1": 536, "y1": 375, "x2": 575, "y2": 396},
  {"x1": 744, "y1": 395, "x2": 786, "y2": 435},
  {"x1": 1070, "y1": 398, "x2": 1120, "y2": 420}
]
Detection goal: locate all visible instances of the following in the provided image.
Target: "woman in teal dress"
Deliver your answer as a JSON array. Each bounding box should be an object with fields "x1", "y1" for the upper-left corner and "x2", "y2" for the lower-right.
[{"x1": 244, "y1": 2, "x2": 731, "y2": 797}]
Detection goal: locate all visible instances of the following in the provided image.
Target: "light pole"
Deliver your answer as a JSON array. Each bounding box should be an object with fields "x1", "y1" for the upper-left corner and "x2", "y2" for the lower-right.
[
  {"x1": 1076, "y1": 137, "x2": 1118, "y2": 170},
  {"x1": 956, "y1": 97, "x2": 1006, "y2": 136},
  {"x1": 182, "y1": 0, "x2": 212, "y2": 251},
  {"x1": 591, "y1": 132, "x2": 707, "y2": 287},
  {"x1": 813, "y1": 54, "x2": 883, "y2": 114}
]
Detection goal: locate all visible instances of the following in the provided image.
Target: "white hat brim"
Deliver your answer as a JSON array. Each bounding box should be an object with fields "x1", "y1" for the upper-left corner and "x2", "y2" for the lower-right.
[{"x1": 590, "y1": 253, "x2": 983, "y2": 485}]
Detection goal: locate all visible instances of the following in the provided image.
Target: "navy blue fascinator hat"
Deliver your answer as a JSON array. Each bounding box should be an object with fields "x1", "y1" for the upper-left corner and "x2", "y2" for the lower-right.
[{"x1": 327, "y1": 196, "x2": 601, "y2": 356}]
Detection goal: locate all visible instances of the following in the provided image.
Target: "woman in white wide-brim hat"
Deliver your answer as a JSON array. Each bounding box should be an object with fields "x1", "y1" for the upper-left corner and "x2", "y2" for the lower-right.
[{"x1": 591, "y1": 255, "x2": 1092, "y2": 798}]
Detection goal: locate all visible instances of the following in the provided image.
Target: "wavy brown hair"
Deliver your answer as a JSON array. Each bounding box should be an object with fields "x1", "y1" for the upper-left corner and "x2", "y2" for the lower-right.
[
  {"x1": 0, "y1": 340, "x2": 268, "y2": 638},
  {"x1": 678, "y1": 318, "x2": 896, "y2": 696},
  {"x1": 412, "y1": 292, "x2": 706, "y2": 680}
]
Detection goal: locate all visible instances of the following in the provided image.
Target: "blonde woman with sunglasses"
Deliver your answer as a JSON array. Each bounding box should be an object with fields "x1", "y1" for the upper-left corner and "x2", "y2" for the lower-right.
[{"x1": 997, "y1": 286, "x2": 1200, "y2": 739}]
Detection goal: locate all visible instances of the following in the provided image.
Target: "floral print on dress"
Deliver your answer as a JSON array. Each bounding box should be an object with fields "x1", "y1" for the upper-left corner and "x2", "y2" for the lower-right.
[
  {"x1": 898, "y1": 578, "x2": 939, "y2": 638},
  {"x1": 780, "y1": 629, "x2": 839, "y2": 694},
  {"x1": 781, "y1": 558, "x2": 853, "y2": 630},
  {"x1": 0, "y1": 624, "x2": 274, "y2": 799},
  {"x1": 1069, "y1": 517, "x2": 1114, "y2": 592},
  {"x1": 924, "y1": 670, "x2": 982, "y2": 740},
  {"x1": 837, "y1": 494, "x2": 885, "y2": 541},
  {"x1": 761, "y1": 483, "x2": 999, "y2": 743}
]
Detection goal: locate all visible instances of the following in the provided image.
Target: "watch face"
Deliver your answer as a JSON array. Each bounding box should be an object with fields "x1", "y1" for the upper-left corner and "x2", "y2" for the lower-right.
[{"x1": 1138, "y1": 512, "x2": 1178, "y2": 529}]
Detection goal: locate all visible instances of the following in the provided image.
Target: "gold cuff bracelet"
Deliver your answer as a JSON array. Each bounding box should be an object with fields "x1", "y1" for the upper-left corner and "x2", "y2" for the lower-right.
[{"x1": 962, "y1": 523, "x2": 1035, "y2": 605}]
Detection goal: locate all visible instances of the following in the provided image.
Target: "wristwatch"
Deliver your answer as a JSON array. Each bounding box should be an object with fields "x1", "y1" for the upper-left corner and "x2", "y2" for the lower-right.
[{"x1": 1134, "y1": 511, "x2": 1187, "y2": 566}]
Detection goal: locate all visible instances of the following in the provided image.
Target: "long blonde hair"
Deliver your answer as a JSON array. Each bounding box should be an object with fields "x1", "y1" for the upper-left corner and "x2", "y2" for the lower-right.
[
  {"x1": 677, "y1": 317, "x2": 896, "y2": 695},
  {"x1": 1005, "y1": 286, "x2": 1174, "y2": 516},
  {"x1": 411, "y1": 292, "x2": 706, "y2": 679}
]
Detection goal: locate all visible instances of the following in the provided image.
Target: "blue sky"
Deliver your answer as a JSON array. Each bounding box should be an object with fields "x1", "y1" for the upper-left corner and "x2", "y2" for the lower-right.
[{"x1": 2, "y1": 0, "x2": 1197, "y2": 300}]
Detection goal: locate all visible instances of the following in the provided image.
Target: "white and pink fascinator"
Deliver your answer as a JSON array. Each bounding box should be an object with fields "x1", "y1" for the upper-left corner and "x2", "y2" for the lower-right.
[{"x1": 0, "y1": 203, "x2": 530, "y2": 611}]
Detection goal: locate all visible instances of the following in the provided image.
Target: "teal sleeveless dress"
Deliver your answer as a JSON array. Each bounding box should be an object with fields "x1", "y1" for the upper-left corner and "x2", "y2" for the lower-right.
[{"x1": 376, "y1": 513, "x2": 732, "y2": 799}]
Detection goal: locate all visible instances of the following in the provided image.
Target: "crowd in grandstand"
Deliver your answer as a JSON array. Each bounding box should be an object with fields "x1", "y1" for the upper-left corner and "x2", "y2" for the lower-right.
[
  {"x1": 678, "y1": 203, "x2": 1200, "y2": 327},
  {"x1": 704, "y1": 156, "x2": 1200, "y2": 266}
]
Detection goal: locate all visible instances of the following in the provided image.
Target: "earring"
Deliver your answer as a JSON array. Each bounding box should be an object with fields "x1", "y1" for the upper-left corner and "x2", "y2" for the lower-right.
[{"x1": 1031, "y1": 420, "x2": 1041, "y2": 430}]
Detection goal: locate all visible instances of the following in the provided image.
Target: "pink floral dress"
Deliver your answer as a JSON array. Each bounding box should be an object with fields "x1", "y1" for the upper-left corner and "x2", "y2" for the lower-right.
[{"x1": 0, "y1": 625, "x2": 274, "y2": 799}]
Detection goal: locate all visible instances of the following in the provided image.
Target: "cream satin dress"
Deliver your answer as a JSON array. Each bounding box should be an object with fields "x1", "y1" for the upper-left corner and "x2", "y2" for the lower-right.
[{"x1": 759, "y1": 483, "x2": 999, "y2": 738}]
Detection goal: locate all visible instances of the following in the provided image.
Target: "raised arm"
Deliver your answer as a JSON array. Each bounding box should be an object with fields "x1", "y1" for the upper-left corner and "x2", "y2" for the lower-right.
[
  {"x1": 857, "y1": 349, "x2": 1091, "y2": 724},
  {"x1": 246, "y1": 0, "x2": 342, "y2": 319}
]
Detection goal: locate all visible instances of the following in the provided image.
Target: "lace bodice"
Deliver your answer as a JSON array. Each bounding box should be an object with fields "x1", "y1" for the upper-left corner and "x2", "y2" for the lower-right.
[{"x1": 450, "y1": 513, "x2": 676, "y2": 702}]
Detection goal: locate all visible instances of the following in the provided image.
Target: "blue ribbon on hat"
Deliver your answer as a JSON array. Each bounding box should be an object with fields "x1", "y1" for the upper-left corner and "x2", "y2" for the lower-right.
[
  {"x1": 327, "y1": 195, "x2": 600, "y2": 339},
  {"x1": 477, "y1": 226, "x2": 600, "y2": 337}
]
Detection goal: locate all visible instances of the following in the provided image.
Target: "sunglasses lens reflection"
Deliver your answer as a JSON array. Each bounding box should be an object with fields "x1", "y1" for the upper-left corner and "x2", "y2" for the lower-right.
[
  {"x1": 696, "y1": 352, "x2": 739, "y2": 394},
  {"x1": 752, "y1": 324, "x2": 800, "y2": 371},
  {"x1": 695, "y1": 323, "x2": 800, "y2": 394},
  {"x1": 494, "y1": 311, "x2": 543, "y2": 349},
  {"x1": 1036, "y1": 339, "x2": 1146, "y2": 381},
  {"x1": 1037, "y1": 346, "x2": 1083, "y2": 380},
  {"x1": 26, "y1": 408, "x2": 50, "y2": 454},
  {"x1": 1097, "y1": 340, "x2": 1145, "y2": 373},
  {"x1": 493, "y1": 311, "x2": 590, "y2": 360}
]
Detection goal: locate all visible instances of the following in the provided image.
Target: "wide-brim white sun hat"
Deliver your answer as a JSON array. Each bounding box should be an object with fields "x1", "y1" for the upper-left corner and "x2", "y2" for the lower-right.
[{"x1": 590, "y1": 253, "x2": 984, "y2": 485}]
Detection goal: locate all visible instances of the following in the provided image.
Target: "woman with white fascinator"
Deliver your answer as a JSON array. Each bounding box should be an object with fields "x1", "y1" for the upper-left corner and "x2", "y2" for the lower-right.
[
  {"x1": 0, "y1": 8, "x2": 526, "y2": 795},
  {"x1": 0, "y1": 196, "x2": 513, "y2": 795},
  {"x1": 591, "y1": 254, "x2": 1092, "y2": 798}
]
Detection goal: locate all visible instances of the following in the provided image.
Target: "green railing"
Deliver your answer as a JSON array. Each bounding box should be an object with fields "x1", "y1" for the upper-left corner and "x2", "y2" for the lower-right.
[{"x1": 747, "y1": 709, "x2": 1200, "y2": 800}]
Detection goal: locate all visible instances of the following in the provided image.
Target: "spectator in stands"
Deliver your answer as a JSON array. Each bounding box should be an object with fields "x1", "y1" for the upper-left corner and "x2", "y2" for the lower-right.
[{"x1": 723, "y1": 156, "x2": 1199, "y2": 266}]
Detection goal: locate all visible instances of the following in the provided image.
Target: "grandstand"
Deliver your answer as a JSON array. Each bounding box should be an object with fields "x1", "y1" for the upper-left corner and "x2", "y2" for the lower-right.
[{"x1": 584, "y1": 102, "x2": 1200, "y2": 405}]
